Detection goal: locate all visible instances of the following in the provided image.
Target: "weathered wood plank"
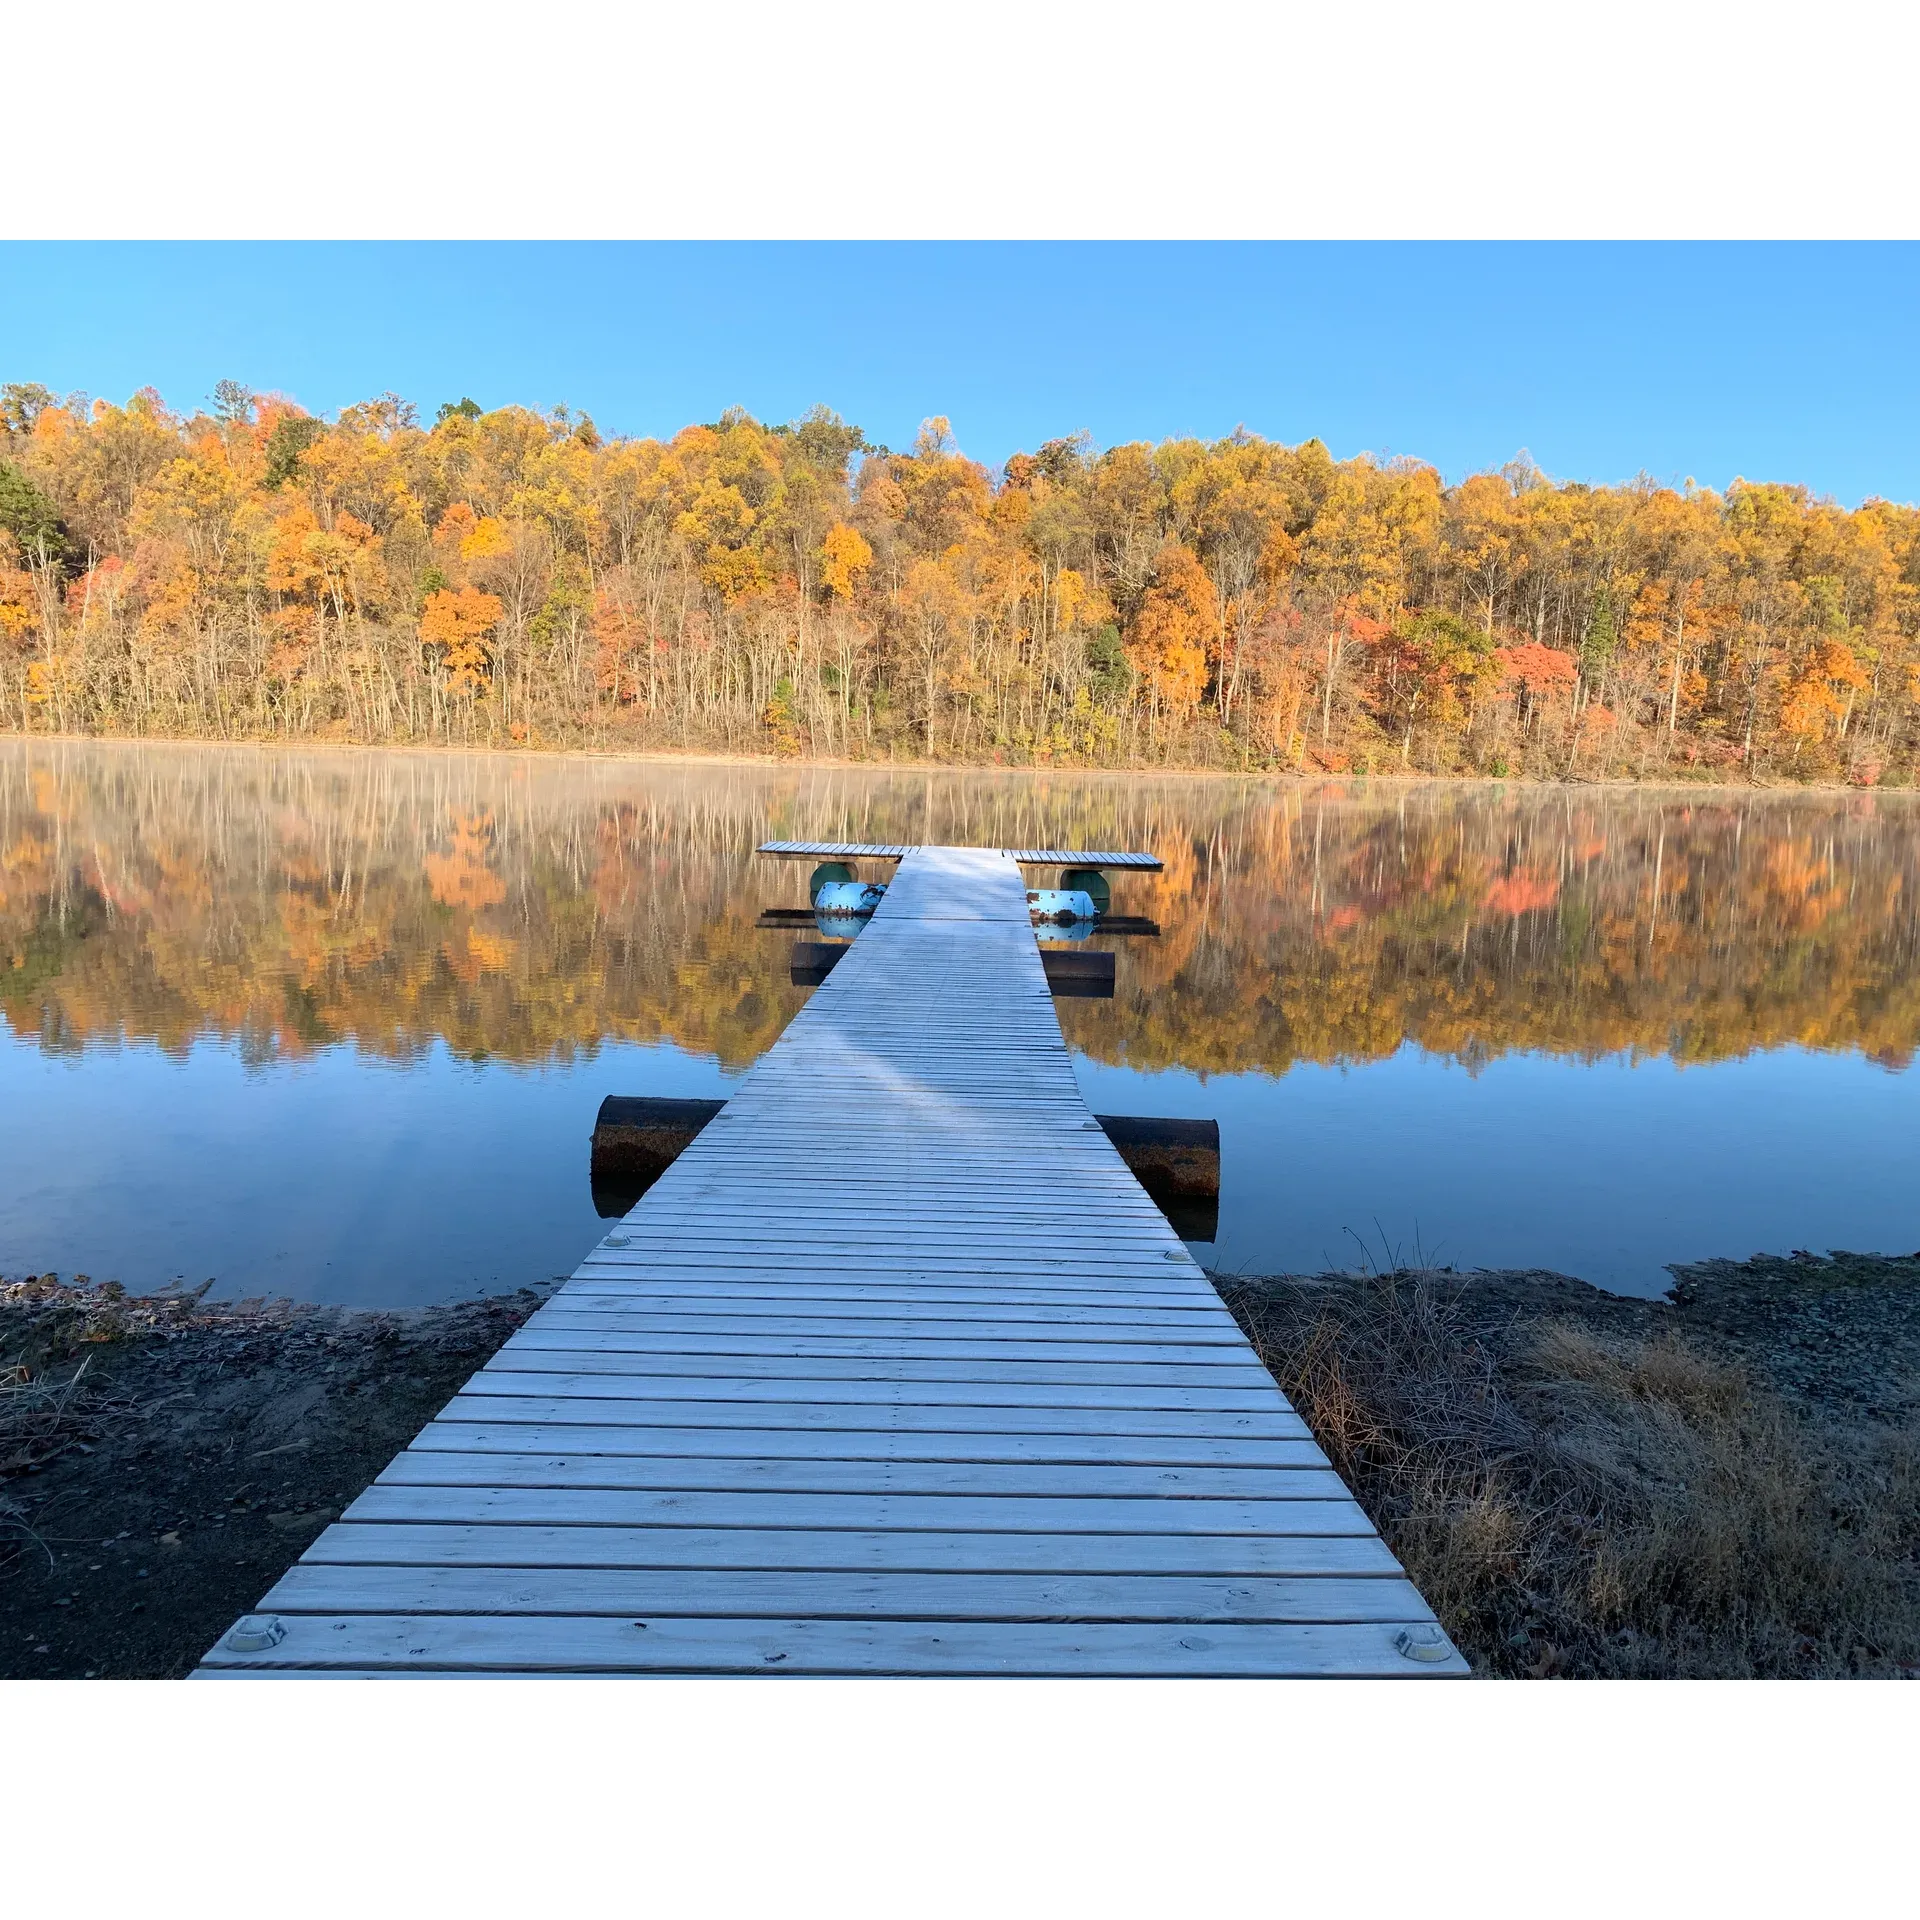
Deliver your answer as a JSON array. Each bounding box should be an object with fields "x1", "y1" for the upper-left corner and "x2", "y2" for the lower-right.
[
  {"x1": 445, "y1": 1391, "x2": 1308, "y2": 1439},
  {"x1": 260, "y1": 1564, "x2": 1432, "y2": 1624},
  {"x1": 504, "y1": 1329, "x2": 1260, "y2": 1366},
  {"x1": 343, "y1": 1484, "x2": 1372, "y2": 1533},
  {"x1": 751, "y1": 842, "x2": 1164, "y2": 872},
  {"x1": 199, "y1": 1614, "x2": 1462, "y2": 1676},
  {"x1": 534, "y1": 1302, "x2": 1242, "y2": 1331},
  {"x1": 558, "y1": 1279, "x2": 1223, "y2": 1309},
  {"x1": 298, "y1": 1521, "x2": 1407, "y2": 1576},
  {"x1": 377, "y1": 1450, "x2": 1354, "y2": 1499},
  {"x1": 461, "y1": 1367, "x2": 1285, "y2": 1409},
  {"x1": 408, "y1": 1421, "x2": 1329, "y2": 1466},
  {"x1": 571, "y1": 1264, "x2": 1216, "y2": 1294}
]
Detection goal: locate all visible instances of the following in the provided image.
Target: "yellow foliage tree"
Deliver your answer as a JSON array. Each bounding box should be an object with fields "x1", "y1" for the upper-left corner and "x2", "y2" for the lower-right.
[
  {"x1": 0, "y1": 535, "x2": 36, "y2": 647},
  {"x1": 460, "y1": 515, "x2": 512, "y2": 565},
  {"x1": 899, "y1": 557, "x2": 971, "y2": 751},
  {"x1": 1127, "y1": 543, "x2": 1217, "y2": 713},
  {"x1": 818, "y1": 522, "x2": 873, "y2": 602}
]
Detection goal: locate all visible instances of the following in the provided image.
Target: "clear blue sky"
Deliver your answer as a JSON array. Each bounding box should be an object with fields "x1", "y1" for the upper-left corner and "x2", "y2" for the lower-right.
[{"x1": 2, "y1": 242, "x2": 1915, "y2": 506}]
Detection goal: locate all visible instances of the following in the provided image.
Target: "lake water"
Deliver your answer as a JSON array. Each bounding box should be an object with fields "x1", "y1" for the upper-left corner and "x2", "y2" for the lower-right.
[{"x1": 3, "y1": 739, "x2": 1916, "y2": 1303}]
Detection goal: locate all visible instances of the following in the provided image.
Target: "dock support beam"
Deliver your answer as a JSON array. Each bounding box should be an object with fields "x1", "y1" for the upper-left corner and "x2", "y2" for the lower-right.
[
  {"x1": 591, "y1": 1093, "x2": 1217, "y2": 1237},
  {"x1": 791, "y1": 939, "x2": 1114, "y2": 997}
]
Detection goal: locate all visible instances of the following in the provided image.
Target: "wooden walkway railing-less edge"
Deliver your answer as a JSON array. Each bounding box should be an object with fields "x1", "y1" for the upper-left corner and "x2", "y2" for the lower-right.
[{"x1": 197, "y1": 846, "x2": 1464, "y2": 1676}]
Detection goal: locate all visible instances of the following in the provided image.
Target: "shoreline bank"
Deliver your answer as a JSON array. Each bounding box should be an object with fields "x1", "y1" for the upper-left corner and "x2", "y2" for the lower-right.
[
  {"x1": 5, "y1": 1252, "x2": 1915, "y2": 1679},
  {"x1": 3, "y1": 728, "x2": 1906, "y2": 796},
  {"x1": 1, "y1": 1279, "x2": 553, "y2": 1678}
]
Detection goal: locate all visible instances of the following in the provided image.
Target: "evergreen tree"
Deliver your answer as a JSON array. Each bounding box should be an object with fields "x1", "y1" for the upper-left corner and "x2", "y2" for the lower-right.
[
  {"x1": 211, "y1": 379, "x2": 256, "y2": 425},
  {"x1": 0, "y1": 460, "x2": 72, "y2": 568},
  {"x1": 0, "y1": 382, "x2": 57, "y2": 437},
  {"x1": 263, "y1": 413, "x2": 326, "y2": 487},
  {"x1": 1580, "y1": 588, "x2": 1617, "y2": 687},
  {"x1": 1086, "y1": 623, "x2": 1133, "y2": 702}
]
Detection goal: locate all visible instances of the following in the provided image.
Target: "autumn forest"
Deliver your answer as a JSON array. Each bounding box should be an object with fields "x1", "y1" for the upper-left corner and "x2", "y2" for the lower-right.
[{"x1": 1, "y1": 381, "x2": 1917, "y2": 784}]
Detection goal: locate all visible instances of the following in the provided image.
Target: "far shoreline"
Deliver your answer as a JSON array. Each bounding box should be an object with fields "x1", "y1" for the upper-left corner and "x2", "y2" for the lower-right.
[{"x1": 1, "y1": 727, "x2": 1911, "y2": 800}]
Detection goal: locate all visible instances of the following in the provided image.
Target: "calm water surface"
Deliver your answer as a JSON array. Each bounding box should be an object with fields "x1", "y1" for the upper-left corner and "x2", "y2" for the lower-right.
[{"x1": 3, "y1": 740, "x2": 1917, "y2": 1302}]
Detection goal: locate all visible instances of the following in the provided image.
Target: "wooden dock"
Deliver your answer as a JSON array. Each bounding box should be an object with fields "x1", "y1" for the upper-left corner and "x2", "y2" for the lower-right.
[{"x1": 198, "y1": 845, "x2": 1463, "y2": 1676}]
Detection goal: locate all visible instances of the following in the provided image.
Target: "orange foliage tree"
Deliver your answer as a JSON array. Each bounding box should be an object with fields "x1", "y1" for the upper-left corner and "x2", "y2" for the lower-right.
[
  {"x1": 1127, "y1": 542, "x2": 1218, "y2": 718},
  {"x1": 420, "y1": 587, "x2": 504, "y2": 703}
]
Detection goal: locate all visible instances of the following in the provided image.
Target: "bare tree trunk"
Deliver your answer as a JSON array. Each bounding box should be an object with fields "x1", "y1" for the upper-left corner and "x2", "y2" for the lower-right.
[{"x1": 1319, "y1": 617, "x2": 1344, "y2": 743}]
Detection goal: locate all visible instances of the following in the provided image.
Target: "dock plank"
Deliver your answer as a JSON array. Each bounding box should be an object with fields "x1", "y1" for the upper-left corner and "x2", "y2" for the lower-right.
[
  {"x1": 200, "y1": 1614, "x2": 1463, "y2": 1676},
  {"x1": 298, "y1": 1522, "x2": 1408, "y2": 1576},
  {"x1": 443, "y1": 1392, "x2": 1308, "y2": 1439},
  {"x1": 371, "y1": 1454, "x2": 1353, "y2": 1502},
  {"x1": 342, "y1": 1484, "x2": 1373, "y2": 1533},
  {"x1": 389, "y1": 1442, "x2": 1340, "y2": 1488},
  {"x1": 410, "y1": 1423, "x2": 1327, "y2": 1466},
  {"x1": 258, "y1": 1565, "x2": 1430, "y2": 1624}
]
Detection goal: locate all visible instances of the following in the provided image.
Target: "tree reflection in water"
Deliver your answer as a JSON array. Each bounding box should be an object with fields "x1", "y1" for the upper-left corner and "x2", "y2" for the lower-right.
[{"x1": 4, "y1": 740, "x2": 1917, "y2": 1077}]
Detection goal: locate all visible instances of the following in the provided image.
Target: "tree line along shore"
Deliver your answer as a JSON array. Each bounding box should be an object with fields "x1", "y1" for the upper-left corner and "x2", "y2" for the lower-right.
[{"x1": 2, "y1": 383, "x2": 1916, "y2": 783}]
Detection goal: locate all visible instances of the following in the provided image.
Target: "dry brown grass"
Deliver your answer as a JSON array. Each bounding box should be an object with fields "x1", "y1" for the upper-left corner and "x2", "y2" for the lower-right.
[{"x1": 1215, "y1": 1270, "x2": 1920, "y2": 1678}]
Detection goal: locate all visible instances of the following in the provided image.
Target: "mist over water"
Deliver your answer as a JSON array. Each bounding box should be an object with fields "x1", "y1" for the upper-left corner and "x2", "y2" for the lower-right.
[{"x1": 3, "y1": 738, "x2": 1917, "y2": 1302}]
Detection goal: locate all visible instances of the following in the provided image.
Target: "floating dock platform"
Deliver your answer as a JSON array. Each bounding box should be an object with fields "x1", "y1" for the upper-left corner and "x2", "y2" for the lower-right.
[{"x1": 199, "y1": 845, "x2": 1462, "y2": 1676}]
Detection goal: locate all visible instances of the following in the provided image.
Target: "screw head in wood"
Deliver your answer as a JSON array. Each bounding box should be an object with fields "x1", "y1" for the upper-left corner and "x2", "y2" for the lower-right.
[{"x1": 226, "y1": 1615, "x2": 287, "y2": 1652}]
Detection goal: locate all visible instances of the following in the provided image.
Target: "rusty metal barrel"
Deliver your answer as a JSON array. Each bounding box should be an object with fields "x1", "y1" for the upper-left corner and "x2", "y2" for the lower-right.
[{"x1": 590, "y1": 1095, "x2": 726, "y2": 1201}]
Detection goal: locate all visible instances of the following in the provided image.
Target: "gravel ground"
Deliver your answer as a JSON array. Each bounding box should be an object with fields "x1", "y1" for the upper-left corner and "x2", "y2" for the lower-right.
[{"x1": 1, "y1": 1279, "x2": 551, "y2": 1679}]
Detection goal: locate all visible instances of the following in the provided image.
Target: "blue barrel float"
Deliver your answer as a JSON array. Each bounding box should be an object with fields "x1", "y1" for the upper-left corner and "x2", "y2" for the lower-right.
[
  {"x1": 814, "y1": 879, "x2": 888, "y2": 917},
  {"x1": 1025, "y1": 888, "x2": 1098, "y2": 926},
  {"x1": 1024, "y1": 868, "x2": 1111, "y2": 926}
]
